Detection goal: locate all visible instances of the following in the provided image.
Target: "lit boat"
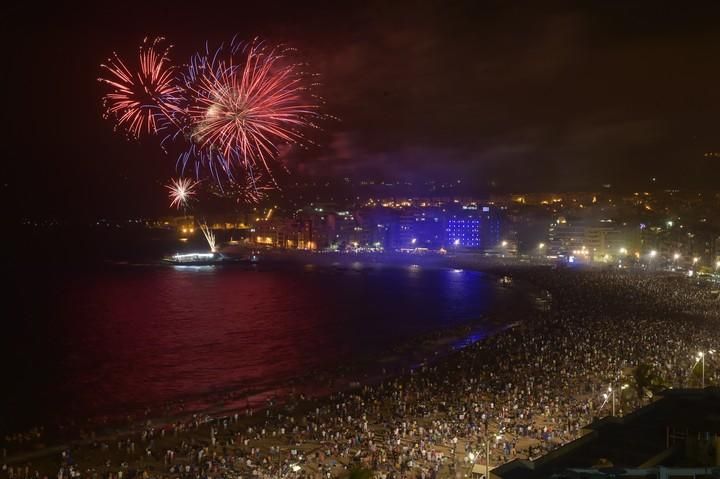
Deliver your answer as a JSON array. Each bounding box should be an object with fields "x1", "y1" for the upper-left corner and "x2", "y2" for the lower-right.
[
  {"x1": 163, "y1": 251, "x2": 260, "y2": 266},
  {"x1": 164, "y1": 252, "x2": 225, "y2": 266}
]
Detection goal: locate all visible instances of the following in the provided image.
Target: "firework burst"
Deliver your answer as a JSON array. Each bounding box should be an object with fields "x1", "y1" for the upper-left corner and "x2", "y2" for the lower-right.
[
  {"x1": 166, "y1": 177, "x2": 199, "y2": 209},
  {"x1": 177, "y1": 38, "x2": 321, "y2": 181},
  {"x1": 100, "y1": 36, "x2": 328, "y2": 210},
  {"x1": 99, "y1": 37, "x2": 180, "y2": 138}
]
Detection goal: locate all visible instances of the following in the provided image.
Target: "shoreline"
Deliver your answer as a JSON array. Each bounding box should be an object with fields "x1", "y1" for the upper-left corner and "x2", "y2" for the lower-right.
[
  {"x1": 7, "y1": 260, "x2": 714, "y2": 478},
  {"x1": 2, "y1": 320, "x2": 529, "y2": 459},
  {"x1": 1, "y1": 259, "x2": 538, "y2": 465}
]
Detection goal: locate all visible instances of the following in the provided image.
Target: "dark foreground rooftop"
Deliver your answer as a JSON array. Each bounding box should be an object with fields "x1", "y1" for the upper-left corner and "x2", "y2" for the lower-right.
[{"x1": 492, "y1": 387, "x2": 720, "y2": 479}]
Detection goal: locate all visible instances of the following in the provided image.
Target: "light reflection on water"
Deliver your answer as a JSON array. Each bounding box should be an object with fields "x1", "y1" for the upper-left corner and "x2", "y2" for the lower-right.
[{"x1": 3, "y1": 262, "x2": 528, "y2": 431}]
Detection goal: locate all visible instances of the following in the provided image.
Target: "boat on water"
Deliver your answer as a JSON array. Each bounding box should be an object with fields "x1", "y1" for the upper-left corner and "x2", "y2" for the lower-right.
[
  {"x1": 163, "y1": 252, "x2": 226, "y2": 266},
  {"x1": 163, "y1": 251, "x2": 261, "y2": 266}
]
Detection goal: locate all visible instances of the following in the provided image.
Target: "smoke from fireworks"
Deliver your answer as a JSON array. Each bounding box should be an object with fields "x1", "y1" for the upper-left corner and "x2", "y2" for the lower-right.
[
  {"x1": 210, "y1": 171, "x2": 273, "y2": 204},
  {"x1": 166, "y1": 177, "x2": 199, "y2": 209},
  {"x1": 98, "y1": 37, "x2": 180, "y2": 138}
]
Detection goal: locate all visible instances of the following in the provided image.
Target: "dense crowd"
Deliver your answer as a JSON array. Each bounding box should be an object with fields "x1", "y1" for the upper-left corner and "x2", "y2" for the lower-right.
[{"x1": 2, "y1": 267, "x2": 719, "y2": 479}]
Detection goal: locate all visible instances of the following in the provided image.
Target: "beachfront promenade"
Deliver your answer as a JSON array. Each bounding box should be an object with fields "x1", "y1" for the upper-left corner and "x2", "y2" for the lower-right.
[{"x1": 2, "y1": 267, "x2": 719, "y2": 479}]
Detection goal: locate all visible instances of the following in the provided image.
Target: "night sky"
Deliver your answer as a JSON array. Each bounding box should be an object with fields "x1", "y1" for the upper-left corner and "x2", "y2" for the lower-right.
[{"x1": 4, "y1": 1, "x2": 720, "y2": 218}]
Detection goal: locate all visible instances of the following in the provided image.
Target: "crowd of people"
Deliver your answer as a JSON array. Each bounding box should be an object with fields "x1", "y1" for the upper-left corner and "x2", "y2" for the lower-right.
[{"x1": 2, "y1": 267, "x2": 719, "y2": 479}]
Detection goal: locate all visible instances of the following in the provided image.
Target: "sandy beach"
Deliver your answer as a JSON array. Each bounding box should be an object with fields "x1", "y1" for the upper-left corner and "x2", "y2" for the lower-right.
[{"x1": 3, "y1": 265, "x2": 718, "y2": 478}]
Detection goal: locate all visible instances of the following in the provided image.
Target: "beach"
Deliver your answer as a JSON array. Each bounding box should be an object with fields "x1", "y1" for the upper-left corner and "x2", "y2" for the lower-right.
[{"x1": 2, "y1": 264, "x2": 719, "y2": 478}]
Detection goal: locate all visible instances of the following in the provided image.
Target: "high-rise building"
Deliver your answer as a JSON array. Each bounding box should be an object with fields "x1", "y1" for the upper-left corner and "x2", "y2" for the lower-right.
[
  {"x1": 446, "y1": 206, "x2": 501, "y2": 249},
  {"x1": 547, "y1": 218, "x2": 624, "y2": 259}
]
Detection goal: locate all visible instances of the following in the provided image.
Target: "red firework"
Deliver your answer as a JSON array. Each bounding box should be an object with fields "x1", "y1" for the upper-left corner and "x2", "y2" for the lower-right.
[
  {"x1": 99, "y1": 37, "x2": 180, "y2": 138},
  {"x1": 182, "y1": 40, "x2": 319, "y2": 177}
]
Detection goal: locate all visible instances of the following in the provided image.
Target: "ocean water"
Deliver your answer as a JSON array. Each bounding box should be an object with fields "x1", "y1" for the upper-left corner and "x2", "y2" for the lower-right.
[{"x1": 3, "y1": 259, "x2": 526, "y2": 432}]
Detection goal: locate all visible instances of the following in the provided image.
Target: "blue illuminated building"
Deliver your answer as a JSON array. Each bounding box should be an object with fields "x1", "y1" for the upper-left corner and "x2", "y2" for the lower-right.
[
  {"x1": 446, "y1": 206, "x2": 501, "y2": 249},
  {"x1": 447, "y1": 218, "x2": 482, "y2": 247}
]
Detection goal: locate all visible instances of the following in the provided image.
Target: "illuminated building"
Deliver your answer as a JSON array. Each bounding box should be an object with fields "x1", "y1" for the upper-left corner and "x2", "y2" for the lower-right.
[
  {"x1": 382, "y1": 208, "x2": 446, "y2": 250},
  {"x1": 547, "y1": 219, "x2": 626, "y2": 260},
  {"x1": 446, "y1": 206, "x2": 500, "y2": 249}
]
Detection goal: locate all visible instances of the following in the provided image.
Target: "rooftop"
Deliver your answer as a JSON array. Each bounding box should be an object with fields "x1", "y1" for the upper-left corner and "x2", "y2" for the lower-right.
[{"x1": 492, "y1": 387, "x2": 720, "y2": 479}]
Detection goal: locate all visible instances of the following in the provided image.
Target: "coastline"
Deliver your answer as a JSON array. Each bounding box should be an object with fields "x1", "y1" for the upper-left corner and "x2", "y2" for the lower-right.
[
  {"x1": 4, "y1": 259, "x2": 718, "y2": 478},
  {"x1": 1, "y1": 255, "x2": 537, "y2": 467}
]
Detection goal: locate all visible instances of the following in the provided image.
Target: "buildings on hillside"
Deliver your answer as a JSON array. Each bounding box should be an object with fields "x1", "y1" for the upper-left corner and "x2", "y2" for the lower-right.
[{"x1": 141, "y1": 188, "x2": 720, "y2": 269}]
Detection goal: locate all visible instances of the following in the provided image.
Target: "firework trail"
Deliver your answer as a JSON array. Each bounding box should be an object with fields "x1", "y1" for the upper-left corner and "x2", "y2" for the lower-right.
[
  {"x1": 199, "y1": 223, "x2": 217, "y2": 252},
  {"x1": 166, "y1": 177, "x2": 199, "y2": 209},
  {"x1": 98, "y1": 37, "x2": 181, "y2": 138}
]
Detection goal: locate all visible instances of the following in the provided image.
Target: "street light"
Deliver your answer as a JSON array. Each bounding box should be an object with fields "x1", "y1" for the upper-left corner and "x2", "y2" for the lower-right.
[
  {"x1": 619, "y1": 247, "x2": 628, "y2": 255},
  {"x1": 605, "y1": 384, "x2": 629, "y2": 417},
  {"x1": 695, "y1": 350, "x2": 715, "y2": 388},
  {"x1": 649, "y1": 250, "x2": 657, "y2": 258},
  {"x1": 501, "y1": 240, "x2": 508, "y2": 247},
  {"x1": 673, "y1": 253, "x2": 680, "y2": 261},
  {"x1": 603, "y1": 383, "x2": 629, "y2": 416},
  {"x1": 482, "y1": 415, "x2": 490, "y2": 475},
  {"x1": 538, "y1": 243, "x2": 545, "y2": 250},
  {"x1": 693, "y1": 257, "x2": 699, "y2": 265}
]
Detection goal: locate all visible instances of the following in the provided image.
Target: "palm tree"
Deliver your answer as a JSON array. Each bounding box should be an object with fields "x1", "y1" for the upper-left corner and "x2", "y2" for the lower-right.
[
  {"x1": 633, "y1": 363, "x2": 653, "y2": 402},
  {"x1": 633, "y1": 363, "x2": 667, "y2": 402}
]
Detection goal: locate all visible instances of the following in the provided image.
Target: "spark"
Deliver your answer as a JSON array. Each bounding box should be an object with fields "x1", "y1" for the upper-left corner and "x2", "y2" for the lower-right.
[{"x1": 166, "y1": 177, "x2": 199, "y2": 209}]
